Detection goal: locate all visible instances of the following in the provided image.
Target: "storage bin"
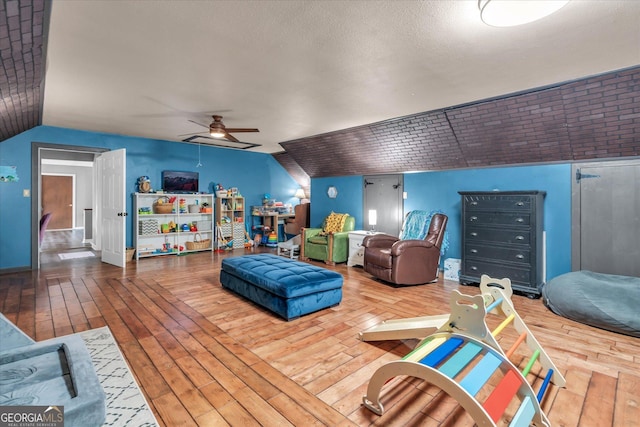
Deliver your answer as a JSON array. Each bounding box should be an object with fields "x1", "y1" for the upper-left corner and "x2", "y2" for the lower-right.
[
  {"x1": 139, "y1": 219, "x2": 158, "y2": 235},
  {"x1": 444, "y1": 258, "x2": 461, "y2": 281},
  {"x1": 186, "y1": 233, "x2": 211, "y2": 250}
]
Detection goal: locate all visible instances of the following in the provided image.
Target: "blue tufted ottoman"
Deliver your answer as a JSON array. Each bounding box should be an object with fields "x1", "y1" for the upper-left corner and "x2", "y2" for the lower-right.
[{"x1": 220, "y1": 254, "x2": 343, "y2": 320}]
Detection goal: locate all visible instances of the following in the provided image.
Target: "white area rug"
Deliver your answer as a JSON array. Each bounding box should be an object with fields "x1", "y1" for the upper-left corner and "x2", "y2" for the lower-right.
[
  {"x1": 58, "y1": 251, "x2": 95, "y2": 260},
  {"x1": 79, "y1": 327, "x2": 159, "y2": 427}
]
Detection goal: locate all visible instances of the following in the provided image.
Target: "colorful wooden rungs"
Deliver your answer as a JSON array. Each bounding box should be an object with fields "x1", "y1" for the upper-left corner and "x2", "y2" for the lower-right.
[{"x1": 362, "y1": 278, "x2": 566, "y2": 426}]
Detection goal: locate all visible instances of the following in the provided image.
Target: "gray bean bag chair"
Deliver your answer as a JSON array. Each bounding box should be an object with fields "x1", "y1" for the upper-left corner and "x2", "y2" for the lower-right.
[{"x1": 542, "y1": 270, "x2": 640, "y2": 338}]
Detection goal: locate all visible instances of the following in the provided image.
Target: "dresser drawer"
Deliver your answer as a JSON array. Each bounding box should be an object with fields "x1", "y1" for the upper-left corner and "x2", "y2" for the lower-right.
[
  {"x1": 463, "y1": 194, "x2": 533, "y2": 212},
  {"x1": 465, "y1": 244, "x2": 531, "y2": 264},
  {"x1": 465, "y1": 211, "x2": 531, "y2": 227},
  {"x1": 465, "y1": 227, "x2": 531, "y2": 245},
  {"x1": 461, "y1": 259, "x2": 532, "y2": 284}
]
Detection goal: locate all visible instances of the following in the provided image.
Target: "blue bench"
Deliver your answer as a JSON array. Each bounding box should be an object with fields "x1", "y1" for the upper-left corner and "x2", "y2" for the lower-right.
[{"x1": 220, "y1": 254, "x2": 343, "y2": 320}]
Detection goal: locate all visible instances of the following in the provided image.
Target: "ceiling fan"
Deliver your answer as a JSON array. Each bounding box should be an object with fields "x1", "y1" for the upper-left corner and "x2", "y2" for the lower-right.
[{"x1": 180, "y1": 115, "x2": 259, "y2": 142}]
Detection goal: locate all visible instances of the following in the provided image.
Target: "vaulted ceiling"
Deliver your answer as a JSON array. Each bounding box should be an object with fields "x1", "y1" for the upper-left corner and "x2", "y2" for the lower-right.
[{"x1": 2, "y1": 1, "x2": 639, "y2": 183}]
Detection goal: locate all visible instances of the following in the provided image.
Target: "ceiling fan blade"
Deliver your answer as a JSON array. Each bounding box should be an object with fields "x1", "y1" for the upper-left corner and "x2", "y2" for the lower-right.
[
  {"x1": 188, "y1": 120, "x2": 210, "y2": 129},
  {"x1": 224, "y1": 133, "x2": 240, "y2": 143},
  {"x1": 225, "y1": 128, "x2": 259, "y2": 133}
]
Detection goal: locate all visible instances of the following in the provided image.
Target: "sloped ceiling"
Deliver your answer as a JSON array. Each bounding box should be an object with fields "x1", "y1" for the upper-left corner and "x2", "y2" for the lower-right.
[
  {"x1": 280, "y1": 67, "x2": 640, "y2": 177},
  {"x1": 0, "y1": 0, "x2": 48, "y2": 141}
]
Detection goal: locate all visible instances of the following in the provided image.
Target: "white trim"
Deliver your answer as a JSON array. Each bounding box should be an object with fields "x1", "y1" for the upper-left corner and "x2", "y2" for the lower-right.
[{"x1": 41, "y1": 159, "x2": 94, "y2": 167}]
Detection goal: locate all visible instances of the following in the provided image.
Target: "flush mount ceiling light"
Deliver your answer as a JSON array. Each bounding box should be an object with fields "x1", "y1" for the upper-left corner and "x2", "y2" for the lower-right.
[
  {"x1": 478, "y1": 0, "x2": 570, "y2": 27},
  {"x1": 209, "y1": 128, "x2": 226, "y2": 138}
]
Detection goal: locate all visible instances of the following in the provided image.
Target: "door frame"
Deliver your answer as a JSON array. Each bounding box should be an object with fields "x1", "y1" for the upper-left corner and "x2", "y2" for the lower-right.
[
  {"x1": 571, "y1": 158, "x2": 640, "y2": 272},
  {"x1": 31, "y1": 142, "x2": 107, "y2": 269}
]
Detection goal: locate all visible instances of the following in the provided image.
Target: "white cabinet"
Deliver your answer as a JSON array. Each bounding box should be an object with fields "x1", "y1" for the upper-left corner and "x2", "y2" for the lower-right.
[
  {"x1": 348, "y1": 230, "x2": 383, "y2": 267},
  {"x1": 133, "y1": 193, "x2": 214, "y2": 259}
]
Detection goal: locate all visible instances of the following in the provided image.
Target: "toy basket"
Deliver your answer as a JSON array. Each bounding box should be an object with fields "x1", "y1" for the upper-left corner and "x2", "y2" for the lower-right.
[
  {"x1": 186, "y1": 233, "x2": 211, "y2": 250},
  {"x1": 153, "y1": 197, "x2": 174, "y2": 214}
]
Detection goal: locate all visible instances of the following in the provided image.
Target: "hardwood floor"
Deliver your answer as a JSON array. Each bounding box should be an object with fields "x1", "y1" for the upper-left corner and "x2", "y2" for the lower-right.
[{"x1": 2, "y1": 244, "x2": 639, "y2": 426}]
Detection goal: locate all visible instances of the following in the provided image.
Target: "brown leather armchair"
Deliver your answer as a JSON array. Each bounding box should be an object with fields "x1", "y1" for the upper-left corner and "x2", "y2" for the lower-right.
[
  {"x1": 284, "y1": 202, "x2": 310, "y2": 237},
  {"x1": 363, "y1": 212, "x2": 448, "y2": 286}
]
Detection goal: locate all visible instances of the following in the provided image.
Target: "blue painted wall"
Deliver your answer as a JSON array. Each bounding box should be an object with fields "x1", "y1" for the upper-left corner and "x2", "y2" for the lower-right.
[
  {"x1": 309, "y1": 176, "x2": 363, "y2": 228},
  {"x1": 0, "y1": 126, "x2": 299, "y2": 270},
  {"x1": 1, "y1": 125, "x2": 574, "y2": 280},
  {"x1": 310, "y1": 164, "x2": 572, "y2": 281}
]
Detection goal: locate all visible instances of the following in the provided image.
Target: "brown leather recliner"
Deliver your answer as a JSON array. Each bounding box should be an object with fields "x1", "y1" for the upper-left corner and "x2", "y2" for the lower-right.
[{"x1": 362, "y1": 212, "x2": 448, "y2": 286}]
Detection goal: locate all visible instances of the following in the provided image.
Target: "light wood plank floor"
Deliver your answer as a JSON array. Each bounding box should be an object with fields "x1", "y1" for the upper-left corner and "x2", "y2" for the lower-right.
[{"x1": 2, "y1": 245, "x2": 639, "y2": 426}]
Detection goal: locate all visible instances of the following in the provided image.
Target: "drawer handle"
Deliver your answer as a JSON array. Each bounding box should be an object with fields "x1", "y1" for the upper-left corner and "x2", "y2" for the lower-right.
[
  {"x1": 516, "y1": 201, "x2": 524, "y2": 206},
  {"x1": 470, "y1": 216, "x2": 478, "y2": 221},
  {"x1": 515, "y1": 235, "x2": 524, "y2": 240},
  {"x1": 470, "y1": 266, "x2": 478, "y2": 271},
  {"x1": 470, "y1": 249, "x2": 478, "y2": 254},
  {"x1": 516, "y1": 254, "x2": 525, "y2": 260},
  {"x1": 515, "y1": 218, "x2": 524, "y2": 223},
  {"x1": 470, "y1": 232, "x2": 478, "y2": 237},
  {"x1": 470, "y1": 201, "x2": 478, "y2": 206}
]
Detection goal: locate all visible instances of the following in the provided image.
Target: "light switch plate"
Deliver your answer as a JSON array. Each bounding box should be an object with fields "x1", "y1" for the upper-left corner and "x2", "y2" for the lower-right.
[{"x1": 23, "y1": 189, "x2": 30, "y2": 197}]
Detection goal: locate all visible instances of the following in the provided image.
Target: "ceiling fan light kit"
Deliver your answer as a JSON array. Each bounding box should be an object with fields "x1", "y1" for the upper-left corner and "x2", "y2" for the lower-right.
[{"x1": 478, "y1": 0, "x2": 570, "y2": 27}]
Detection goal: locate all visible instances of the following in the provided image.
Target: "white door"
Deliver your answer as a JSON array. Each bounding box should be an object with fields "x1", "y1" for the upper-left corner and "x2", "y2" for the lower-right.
[{"x1": 99, "y1": 149, "x2": 126, "y2": 267}]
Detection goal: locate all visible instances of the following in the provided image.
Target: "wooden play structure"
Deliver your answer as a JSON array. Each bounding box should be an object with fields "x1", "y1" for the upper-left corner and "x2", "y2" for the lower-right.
[
  {"x1": 361, "y1": 275, "x2": 566, "y2": 426},
  {"x1": 359, "y1": 274, "x2": 515, "y2": 342}
]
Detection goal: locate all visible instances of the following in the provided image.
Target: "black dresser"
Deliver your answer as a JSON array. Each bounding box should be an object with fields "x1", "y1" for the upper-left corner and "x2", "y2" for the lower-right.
[{"x1": 459, "y1": 191, "x2": 545, "y2": 297}]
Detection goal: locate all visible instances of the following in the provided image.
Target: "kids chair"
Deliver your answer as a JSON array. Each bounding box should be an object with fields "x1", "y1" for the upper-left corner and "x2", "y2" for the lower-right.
[
  {"x1": 300, "y1": 212, "x2": 355, "y2": 265},
  {"x1": 363, "y1": 211, "x2": 447, "y2": 286}
]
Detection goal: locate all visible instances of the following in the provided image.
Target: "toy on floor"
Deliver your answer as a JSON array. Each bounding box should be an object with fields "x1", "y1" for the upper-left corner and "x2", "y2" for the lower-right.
[
  {"x1": 361, "y1": 276, "x2": 566, "y2": 426},
  {"x1": 266, "y1": 230, "x2": 278, "y2": 247},
  {"x1": 215, "y1": 224, "x2": 228, "y2": 252},
  {"x1": 277, "y1": 234, "x2": 301, "y2": 259},
  {"x1": 359, "y1": 274, "x2": 513, "y2": 341}
]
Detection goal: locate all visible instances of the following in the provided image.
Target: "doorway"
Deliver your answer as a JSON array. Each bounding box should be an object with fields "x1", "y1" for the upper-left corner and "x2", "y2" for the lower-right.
[
  {"x1": 571, "y1": 159, "x2": 640, "y2": 276},
  {"x1": 363, "y1": 174, "x2": 404, "y2": 236},
  {"x1": 31, "y1": 143, "x2": 106, "y2": 269}
]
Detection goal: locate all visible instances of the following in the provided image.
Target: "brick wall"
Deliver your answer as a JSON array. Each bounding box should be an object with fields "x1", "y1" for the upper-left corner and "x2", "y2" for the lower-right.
[
  {"x1": 280, "y1": 66, "x2": 640, "y2": 178},
  {"x1": 0, "y1": 0, "x2": 48, "y2": 141}
]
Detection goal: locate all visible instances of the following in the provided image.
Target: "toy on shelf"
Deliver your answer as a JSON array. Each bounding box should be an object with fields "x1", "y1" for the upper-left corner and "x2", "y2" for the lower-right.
[
  {"x1": 137, "y1": 175, "x2": 151, "y2": 193},
  {"x1": 215, "y1": 183, "x2": 227, "y2": 198},
  {"x1": 361, "y1": 275, "x2": 566, "y2": 426}
]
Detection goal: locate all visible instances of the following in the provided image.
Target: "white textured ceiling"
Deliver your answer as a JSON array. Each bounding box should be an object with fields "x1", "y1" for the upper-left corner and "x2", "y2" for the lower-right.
[{"x1": 42, "y1": 0, "x2": 640, "y2": 154}]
